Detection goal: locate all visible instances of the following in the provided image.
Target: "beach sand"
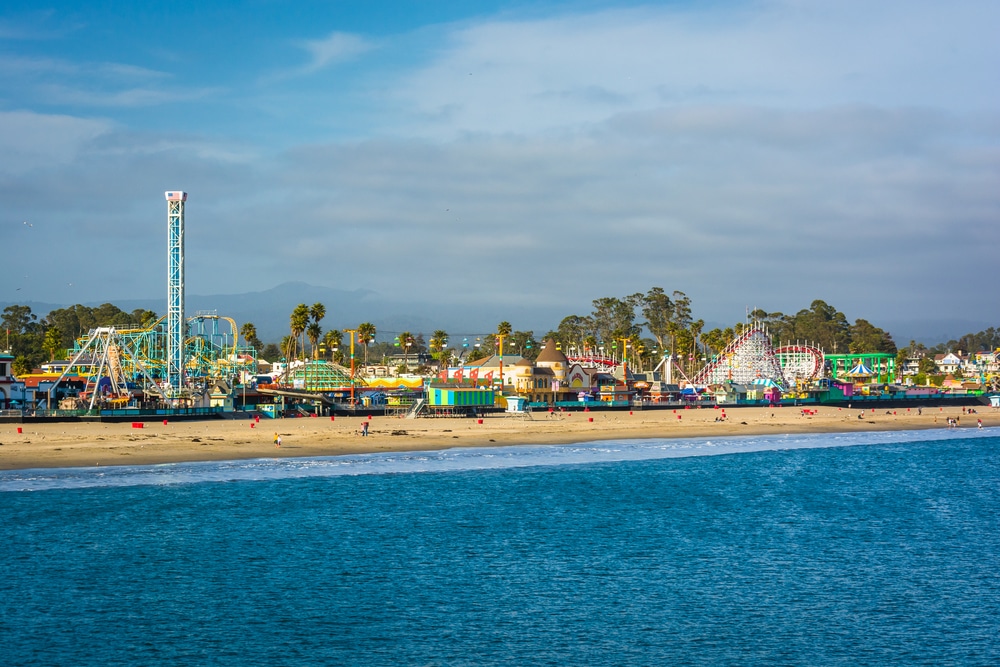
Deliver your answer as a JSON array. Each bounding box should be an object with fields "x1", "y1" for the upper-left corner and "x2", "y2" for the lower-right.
[{"x1": 2, "y1": 404, "x2": 996, "y2": 471}]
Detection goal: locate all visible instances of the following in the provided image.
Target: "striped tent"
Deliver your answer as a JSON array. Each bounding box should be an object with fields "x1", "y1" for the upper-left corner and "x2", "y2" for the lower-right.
[{"x1": 846, "y1": 363, "x2": 873, "y2": 377}]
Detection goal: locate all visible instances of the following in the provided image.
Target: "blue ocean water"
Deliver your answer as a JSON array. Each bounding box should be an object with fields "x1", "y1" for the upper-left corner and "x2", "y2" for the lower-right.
[{"x1": 2, "y1": 429, "x2": 999, "y2": 666}]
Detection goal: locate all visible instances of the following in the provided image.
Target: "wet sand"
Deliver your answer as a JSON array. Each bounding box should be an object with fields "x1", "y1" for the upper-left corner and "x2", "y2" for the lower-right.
[{"x1": 1, "y1": 405, "x2": 996, "y2": 471}]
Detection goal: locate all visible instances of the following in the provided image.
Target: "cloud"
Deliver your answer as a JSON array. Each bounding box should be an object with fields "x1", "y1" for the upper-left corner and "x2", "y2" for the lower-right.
[
  {"x1": 32, "y1": 82, "x2": 221, "y2": 108},
  {"x1": 302, "y1": 31, "x2": 376, "y2": 71},
  {"x1": 0, "y1": 10, "x2": 82, "y2": 40},
  {"x1": 0, "y1": 110, "x2": 113, "y2": 172},
  {"x1": 3, "y1": 1, "x2": 999, "y2": 333},
  {"x1": 261, "y1": 31, "x2": 376, "y2": 82},
  {"x1": 385, "y1": 1, "x2": 1000, "y2": 138},
  {"x1": 0, "y1": 54, "x2": 213, "y2": 108}
]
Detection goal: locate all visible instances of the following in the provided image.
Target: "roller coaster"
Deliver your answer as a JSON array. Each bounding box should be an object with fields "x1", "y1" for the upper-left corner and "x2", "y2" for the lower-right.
[
  {"x1": 691, "y1": 327, "x2": 826, "y2": 389},
  {"x1": 48, "y1": 311, "x2": 256, "y2": 408}
]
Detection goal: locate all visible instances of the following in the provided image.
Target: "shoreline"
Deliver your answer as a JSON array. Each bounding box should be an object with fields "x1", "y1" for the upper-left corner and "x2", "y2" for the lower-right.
[{"x1": 1, "y1": 405, "x2": 995, "y2": 472}]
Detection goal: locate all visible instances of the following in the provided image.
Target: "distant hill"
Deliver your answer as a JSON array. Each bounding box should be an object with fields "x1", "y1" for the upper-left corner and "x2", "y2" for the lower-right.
[{"x1": 2, "y1": 282, "x2": 556, "y2": 343}]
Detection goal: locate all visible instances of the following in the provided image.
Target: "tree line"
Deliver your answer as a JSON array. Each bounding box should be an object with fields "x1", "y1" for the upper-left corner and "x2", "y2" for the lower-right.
[{"x1": 3, "y1": 294, "x2": 996, "y2": 378}]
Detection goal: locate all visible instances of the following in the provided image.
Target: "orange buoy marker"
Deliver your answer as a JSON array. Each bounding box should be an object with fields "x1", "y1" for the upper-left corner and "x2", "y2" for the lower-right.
[
  {"x1": 17, "y1": 427, "x2": 22, "y2": 434},
  {"x1": 588, "y1": 417, "x2": 594, "y2": 422},
  {"x1": 330, "y1": 415, "x2": 335, "y2": 421},
  {"x1": 477, "y1": 419, "x2": 483, "y2": 425},
  {"x1": 163, "y1": 419, "x2": 168, "y2": 425}
]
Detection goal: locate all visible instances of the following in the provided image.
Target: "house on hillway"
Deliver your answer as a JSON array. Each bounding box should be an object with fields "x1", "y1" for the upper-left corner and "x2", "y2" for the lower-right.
[{"x1": 933, "y1": 352, "x2": 964, "y2": 375}]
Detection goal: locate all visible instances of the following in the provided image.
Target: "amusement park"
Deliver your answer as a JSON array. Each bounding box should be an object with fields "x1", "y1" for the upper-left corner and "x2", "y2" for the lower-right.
[{"x1": 1, "y1": 191, "x2": 998, "y2": 422}]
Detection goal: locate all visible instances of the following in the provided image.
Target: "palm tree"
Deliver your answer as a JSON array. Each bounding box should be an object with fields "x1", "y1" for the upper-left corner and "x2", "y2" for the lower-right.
[
  {"x1": 240, "y1": 322, "x2": 256, "y2": 345},
  {"x1": 310, "y1": 302, "x2": 325, "y2": 326},
  {"x1": 357, "y1": 322, "x2": 376, "y2": 365},
  {"x1": 430, "y1": 330, "x2": 449, "y2": 370},
  {"x1": 496, "y1": 321, "x2": 512, "y2": 354},
  {"x1": 288, "y1": 303, "x2": 310, "y2": 361},
  {"x1": 306, "y1": 322, "x2": 322, "y2": 359},
  {"x1": 322, "y1": 329, "x2": 343, "y2": 364},
  {"x1": 43, "y1": 326, "x2": 64, "y2": 361},
  {"x1": 240, "y1": 322, "x2": 263, "y2": 352},
  {"x1": 398, "y1": 331, "x2": 414, "y2": 370}
]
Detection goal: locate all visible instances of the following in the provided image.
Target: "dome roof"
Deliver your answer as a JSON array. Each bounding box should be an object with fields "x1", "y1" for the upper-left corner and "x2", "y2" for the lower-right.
[{"x1": 535, "y1": 339, "x2": 568, "y2": 364}]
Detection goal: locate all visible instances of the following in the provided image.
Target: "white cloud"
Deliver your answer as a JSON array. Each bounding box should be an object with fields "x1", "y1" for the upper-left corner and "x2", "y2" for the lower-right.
[
  {"x1": 302, "y1": 31, "x2": 375, "y2": 71},
  {"x1": 260, "y1": 31, "x2": 376, "y2": 83},
  {"x1": 0, "y1": 54, "x2": 212, "y2": 108},
  {"x1": 386, "y1": 1, "x2": 1000, "y2": 138},
  {"x1": 3, "y1": 1, "x2": 999, "y2": 332},
  {"x1": 0, "y1": 110, "x2": 112, "y2": 171}
]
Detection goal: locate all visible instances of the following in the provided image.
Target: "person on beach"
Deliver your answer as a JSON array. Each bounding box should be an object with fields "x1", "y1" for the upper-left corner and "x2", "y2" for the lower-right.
[
  {"x1": 273, "y1": 433, "x2": 281, "y2": 447},
  {"x1": 361, "y1": 421, "x2": 369, "y2": 437}
]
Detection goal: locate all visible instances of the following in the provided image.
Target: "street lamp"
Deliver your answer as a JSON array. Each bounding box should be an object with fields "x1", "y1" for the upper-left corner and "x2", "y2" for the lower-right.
[{"x1": 343, "y1": 329, "x2": 358, "y2": 404}]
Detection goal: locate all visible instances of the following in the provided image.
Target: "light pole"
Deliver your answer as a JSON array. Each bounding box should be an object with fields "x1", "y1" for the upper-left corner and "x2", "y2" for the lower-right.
[
  {"x1": 343, "y1": 329, "x2": 358, "y2": 404},
  {"x1": 495, "y1": 332, "x2": 507, "y2": 394}
]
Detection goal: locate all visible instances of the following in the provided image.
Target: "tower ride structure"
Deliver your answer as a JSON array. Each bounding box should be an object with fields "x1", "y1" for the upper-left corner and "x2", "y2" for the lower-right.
[{"x1": 165, "y1": 191, "x2": 187, "y2": 396}]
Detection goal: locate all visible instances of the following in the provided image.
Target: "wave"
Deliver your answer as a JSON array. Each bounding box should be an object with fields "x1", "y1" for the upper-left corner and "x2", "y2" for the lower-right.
[{"x1": 1, "y1": 428, "x2": 995, "y2": 492}]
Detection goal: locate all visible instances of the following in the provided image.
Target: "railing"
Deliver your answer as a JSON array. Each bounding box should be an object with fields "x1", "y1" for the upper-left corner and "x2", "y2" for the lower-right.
[{"x1": 405, "y1": 398, "x2": 427, "y2": 419}]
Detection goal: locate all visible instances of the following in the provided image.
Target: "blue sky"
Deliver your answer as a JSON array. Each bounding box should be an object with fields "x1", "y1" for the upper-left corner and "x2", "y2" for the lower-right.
[{"x1": 3, "y1": 0, "x2": 998, "y2": 334}]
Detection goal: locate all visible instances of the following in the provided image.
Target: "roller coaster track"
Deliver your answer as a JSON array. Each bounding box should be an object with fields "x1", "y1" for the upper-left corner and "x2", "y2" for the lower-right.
[
  {"x1": 692, "y1": 326, "x2": 786, "y2": 387},
  {"x1": 774, "y1": 345, "x2": 825, "y2": 384}
]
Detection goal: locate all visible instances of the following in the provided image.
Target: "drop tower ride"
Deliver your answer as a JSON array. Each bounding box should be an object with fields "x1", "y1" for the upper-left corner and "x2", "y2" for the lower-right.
[{"x1": 165, "y1": 190, "x2": 187, "y2": 395}]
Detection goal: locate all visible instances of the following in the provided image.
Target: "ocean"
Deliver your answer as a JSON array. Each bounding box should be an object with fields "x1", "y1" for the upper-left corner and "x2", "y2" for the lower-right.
[{"x1": 2, "y1": 429, "x2": 999, "y2": 666}]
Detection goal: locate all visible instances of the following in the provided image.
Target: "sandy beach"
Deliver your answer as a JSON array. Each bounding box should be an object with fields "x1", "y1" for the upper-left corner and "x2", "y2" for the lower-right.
[{"x1": 1, "y1": 404, "x2": 996, "y2": 471}]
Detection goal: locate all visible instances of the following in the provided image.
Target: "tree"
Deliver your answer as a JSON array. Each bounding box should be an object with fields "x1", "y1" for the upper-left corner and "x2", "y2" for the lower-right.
[
  {"x1": 42, "y1": 326, "x2": 65, "y2": 361},
  {"x1": 2, "y1": 305, "x2": 38, "y2": 335},
  {"x1": 429, "y1": 329, "x2": 450, "y2": 366},
  {"x1": 641, "y1": 287, "x2": 674, "y2": 352},
  {"x1": 357, "y1": 322, "x2": 377, "y2": 365},
  {"x1": 322, "y1": 329, "x2": 344, "y2": 364},
  {"x1": 287, "y1": 304, "x2": 310, "y2": 360},
  {"x1": 496, "y1": 321, "x2": 512, "y2": 355},
  {"x1": 640, "y1": 288, "x2": 693, "y2": 361},
  {"x1": 509, "y1": 330, "x2": 537, "y2": 359},
  {"x1": 590, "y1": 296, "x2": 639, "y2": 344},
  {"x1": 12, "y1": 356, "x2": 31, "y2": 377},
  {"x1": 701, "y1": 328, "x2": 727, "y2": 356},
  {"x1": 397, "y1": 331, "x2": 414, "y2": 368},
  {"x1": 240, "y1": 322, "x2": 263, "y2": 352},
  {"x1": 310, "y1": 303, "x2": 326, "y2": 326},
  {"x1": 306, "y1": 322, "x2": 322, "y2": 358},
  {"x1": 2, "y1": 305, "x2": 44, "y2": 369},
  {"x1": 849, "y1": 319, "x2": 897, "y2": 354},
  {"x1": 551, "y1": 315, "x2": 591, "y2": 351},
  {"x1": 791, "y1": 300, "x2": 850, "y2": 353}
]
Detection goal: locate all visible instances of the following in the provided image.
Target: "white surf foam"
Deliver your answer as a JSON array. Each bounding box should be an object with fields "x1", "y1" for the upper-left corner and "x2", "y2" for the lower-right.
[{"x1": 1, "y1": 427, "x2": 996, "y2": 492}]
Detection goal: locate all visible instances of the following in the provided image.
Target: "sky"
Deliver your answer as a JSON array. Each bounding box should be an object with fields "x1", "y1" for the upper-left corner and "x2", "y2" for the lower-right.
[{"x1": 2, "y1": 0, "x2": 998, "y2": 334}]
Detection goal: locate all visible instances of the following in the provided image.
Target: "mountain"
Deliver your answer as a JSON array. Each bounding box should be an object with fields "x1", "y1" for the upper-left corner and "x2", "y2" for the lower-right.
[
  {"x1": 2, "y1": 282, "x2": 557, "y2": 343},
  {"x1": 4, "y1": 285, "x2": 992, "y2": 346}
]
